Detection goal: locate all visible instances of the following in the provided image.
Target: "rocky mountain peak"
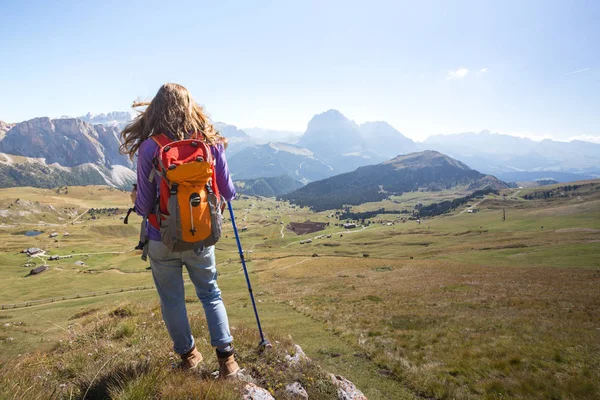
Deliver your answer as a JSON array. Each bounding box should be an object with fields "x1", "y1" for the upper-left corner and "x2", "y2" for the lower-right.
[
  {"x1": 76, "y1": 111, "x2": 134, "y2": 129},
  {"x1": 299, "y1": 110, "x2": 364, "y2": 156},
  {"x1": 0, "y1": 120, "x2": 16, "y2": 140},
  {"x1": 0, "y1": 117, "x2": 131, "y2": 169}
]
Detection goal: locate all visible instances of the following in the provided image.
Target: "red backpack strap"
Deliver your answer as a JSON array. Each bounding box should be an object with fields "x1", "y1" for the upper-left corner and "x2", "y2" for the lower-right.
[{"x1": 151, "y1": 133, "x2": 171, "y2": 147}]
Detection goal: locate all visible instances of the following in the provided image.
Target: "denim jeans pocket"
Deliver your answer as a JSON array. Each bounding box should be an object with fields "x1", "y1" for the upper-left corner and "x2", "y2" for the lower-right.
[{"x1": 148, "y1": 240, "x2": 171, "y2": 262}]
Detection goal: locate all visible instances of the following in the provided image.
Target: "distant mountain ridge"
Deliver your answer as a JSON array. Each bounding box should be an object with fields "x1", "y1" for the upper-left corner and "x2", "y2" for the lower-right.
[
  {"x1": 234, "y1": 175, "x2": 304, "y2": 197},
  {"x1": 1, "y1": 109, "x2": 598, "y2": 191},
  {"x1": 0, "y1": 117, "x2": 135, "y2": 189},
  {"x1": 281, "y1": 150, "x2": 508, "y2": 211},
  {"x1": 75, "y1": 111, "x2": 134, "y2": 129},
  {"x1": 228, "y1": 142, "x2": 334, "y2": 183},
  {"x1": 421, "y1": 131, "x2": 600, "y2": 177}
]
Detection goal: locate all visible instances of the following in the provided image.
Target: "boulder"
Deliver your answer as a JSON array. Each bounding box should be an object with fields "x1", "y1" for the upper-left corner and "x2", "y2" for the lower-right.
[
  {"x1": 242, "y1": 383, "x2": 275, "y2": 400},
  {"x1": 329, "y1": 374, "x2": 368, "y2": 400},
  {"x1": 285, "y1": 344, "x2": 309, "y2": 366},
  {"x1": 285, "y1": 382, "x2": 309, "y2": 399}
]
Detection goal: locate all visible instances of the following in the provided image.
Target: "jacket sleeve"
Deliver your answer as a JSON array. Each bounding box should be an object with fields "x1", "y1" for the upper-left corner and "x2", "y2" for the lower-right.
[
  {"x1": 212, "y1": 143, "x2": 236, "y2": 201},
  {"x1": 135, "y1": 139, "x2": 158, "y2": 216}
]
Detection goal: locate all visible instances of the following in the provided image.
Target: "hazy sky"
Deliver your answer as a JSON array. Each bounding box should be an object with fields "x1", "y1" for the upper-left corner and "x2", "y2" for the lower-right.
[{"x1": 1, "y1": 0, "x2": 598, "y2": 142}]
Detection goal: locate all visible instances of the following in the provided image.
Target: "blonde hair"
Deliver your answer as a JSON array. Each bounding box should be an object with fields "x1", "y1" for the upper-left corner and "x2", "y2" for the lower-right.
[{"x1": 120, "y1": 83, "x2": 226, "y2": 159}]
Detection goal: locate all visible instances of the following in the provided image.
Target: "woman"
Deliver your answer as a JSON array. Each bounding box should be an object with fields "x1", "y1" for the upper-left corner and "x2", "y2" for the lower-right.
[{"x1": 120, "y1": 83, "x2": 240, "y2": 377}]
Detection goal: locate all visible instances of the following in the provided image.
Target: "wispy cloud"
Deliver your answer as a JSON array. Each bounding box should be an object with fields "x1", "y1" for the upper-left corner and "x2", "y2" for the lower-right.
[
  {"x1": 565, "y1": 68, "x2": 590, "y2": 75},
  {"x1": 479, "y1": 68, "x2": 488, "y2": 74},
  {"x1": 447, "y1": 67, "x2": 469, "y2": 79}
]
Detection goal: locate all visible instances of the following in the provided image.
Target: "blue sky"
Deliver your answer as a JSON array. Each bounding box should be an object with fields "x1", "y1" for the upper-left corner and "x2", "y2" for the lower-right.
[{"x1": 1, "y1": 0, "x2": 598, "y2": 142}]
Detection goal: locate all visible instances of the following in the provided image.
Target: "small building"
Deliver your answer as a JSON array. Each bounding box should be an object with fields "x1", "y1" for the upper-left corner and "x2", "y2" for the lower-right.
[
  {"x1": 343, "y1": 223, "x2": 357, "y2": 229},
  {"x1": 468, "y1": 208, "x2": 480, "y2": 213},
  {"x1": 49, "y1": 232, "x2": 59, "y2": 238},
  {"x1": 48, "y1": 255, "x2": 60, "y2": 261},
  {"x1": 30, "y1": 265, "x2": 49, "y2": 275},
  {"x1": 22, "y1": 248, "x2": 46, "y2": 257}
]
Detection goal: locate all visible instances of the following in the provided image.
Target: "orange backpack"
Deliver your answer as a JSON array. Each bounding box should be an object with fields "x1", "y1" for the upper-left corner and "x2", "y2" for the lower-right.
[{"x1": 148, "y1": 134, "x2": 222, "y2": 251}]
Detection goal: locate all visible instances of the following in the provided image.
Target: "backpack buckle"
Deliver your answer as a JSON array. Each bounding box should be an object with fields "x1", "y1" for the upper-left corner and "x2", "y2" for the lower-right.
[{"x1": 170, "y1": 183, "x2": 178, "y2": 195}]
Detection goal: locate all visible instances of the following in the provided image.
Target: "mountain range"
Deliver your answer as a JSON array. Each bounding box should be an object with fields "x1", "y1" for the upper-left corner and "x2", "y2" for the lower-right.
[
  {"x1": 0, "y1": 117, "x2": 135, "y2": 189},
  {"x1": 0, "y1": 109, "x2": 598, "y2": 193},
  {"x1": 422, "y1": 131, "x2": 600, "y2": 181},
  {"x1": 280, "y1": 150, "x2": 508, "y2": 211}
]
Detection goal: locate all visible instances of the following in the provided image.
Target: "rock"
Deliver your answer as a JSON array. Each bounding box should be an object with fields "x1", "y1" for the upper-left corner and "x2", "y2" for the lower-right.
[
  {"x1": 242, "y1": 383, "x2": 275, "y2": 400},
  {"x1": 329, "y1": 374, "x2": 367, "y2": 400},
  {"x1": 285, "y1": 382, "x2": 309, "y2": 399},
  {"x1": 285, "y1": 344, "x2": 309, "y2": 366}
]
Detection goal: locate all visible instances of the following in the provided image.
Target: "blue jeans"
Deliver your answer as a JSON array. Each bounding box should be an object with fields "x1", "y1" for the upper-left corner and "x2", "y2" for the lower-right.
[{"x1": 148, "y1": 240, "x2": 233, "y2": 354}]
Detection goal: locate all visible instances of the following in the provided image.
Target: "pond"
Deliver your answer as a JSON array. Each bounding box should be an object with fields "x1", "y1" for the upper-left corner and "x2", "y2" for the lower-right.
[{"x1": 24, "y1": 230, "x2": 43, "y2": 237}]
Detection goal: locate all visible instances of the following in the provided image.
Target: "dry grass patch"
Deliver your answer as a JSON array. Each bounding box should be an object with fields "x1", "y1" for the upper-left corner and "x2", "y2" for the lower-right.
[
  {"x1": 0, "y1": 302, "x2": 338, "y2": 400},
  {"x1": 260, "y1": 257, "x2": 600, "y2": 399}
]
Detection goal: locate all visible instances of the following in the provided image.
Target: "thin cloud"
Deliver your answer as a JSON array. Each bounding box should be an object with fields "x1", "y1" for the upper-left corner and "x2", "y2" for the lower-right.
[
  {"x1": 447, "y1": 67, "x2": 469, "y2": 79},
  {"x1": 479, "y1": 68, "x2": 488, "y2": 73},
  {"x1": 565, "y1": 68, "x2": 590, "y2": 75}
]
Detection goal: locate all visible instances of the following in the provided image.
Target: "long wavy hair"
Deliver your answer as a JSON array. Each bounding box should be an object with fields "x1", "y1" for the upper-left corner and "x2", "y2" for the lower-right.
[{"x1": 119, "y1": 83, "x2": 225, "y2": 159}]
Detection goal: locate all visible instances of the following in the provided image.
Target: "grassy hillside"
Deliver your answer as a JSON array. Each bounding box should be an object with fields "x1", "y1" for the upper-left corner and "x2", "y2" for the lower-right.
[
  {"x1": 1, "y1": 182, "x2": 599, "y2": 399},
  {"x1": 234, "y1": 175, "x2": 304, "y2": 197},
  {"x1": 0, "y1": 302, "x2": 340, "y2": 400},
  {"x1": 281, "y1": 151, "x2": 507, "y2": 211}
]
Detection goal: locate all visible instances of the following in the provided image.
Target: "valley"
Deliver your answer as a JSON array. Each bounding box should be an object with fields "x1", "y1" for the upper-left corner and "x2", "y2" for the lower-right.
[{"x1": 1, "y1": 181, "x2": 598, "y2": 399}]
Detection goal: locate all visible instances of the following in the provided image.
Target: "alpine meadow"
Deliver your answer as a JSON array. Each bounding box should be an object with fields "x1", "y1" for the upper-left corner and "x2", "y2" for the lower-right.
[{"x1": 1, "y1": 1, "x2": 600, "y2": 399}]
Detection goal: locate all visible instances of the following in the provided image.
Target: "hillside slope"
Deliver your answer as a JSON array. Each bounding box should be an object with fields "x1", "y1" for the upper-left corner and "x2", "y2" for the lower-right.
[
  {"x1": 281, "y1": 150, "x2": 508, "y2": 211},
  {"x1": 234, "y1": 175, "x2": 304, "y2": 197},
  {"x1": 0, "y1": 118, "x2": 136, "y2": 189},
  {"x1": 0, "y1": 302, "x2": 366, "y2": 400},
  {"x1": 228, "y1": 142, "x2": 334, "y2": 182}
]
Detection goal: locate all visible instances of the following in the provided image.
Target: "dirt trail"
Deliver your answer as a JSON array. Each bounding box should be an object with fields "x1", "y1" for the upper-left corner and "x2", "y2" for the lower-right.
[
  {"x1": 281, "y1": 225, "x2": 379, "y2": 248},
  {"x1": 456, "y1": 199, "x2": 485, "y2": 216},
  {"x1": 65, "y1": 208, "x2": 90, "y2": 226}
]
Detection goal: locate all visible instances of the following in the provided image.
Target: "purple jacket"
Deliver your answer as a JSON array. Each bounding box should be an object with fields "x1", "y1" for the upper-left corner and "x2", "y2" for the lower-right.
[{"x1": 135, "y1": 138, "x2": 236, "y2": 241}]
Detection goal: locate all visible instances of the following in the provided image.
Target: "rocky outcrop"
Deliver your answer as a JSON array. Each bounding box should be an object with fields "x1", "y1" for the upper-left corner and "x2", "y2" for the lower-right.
[
  {"x1": 329, "y1": 374, "x2": 368, "y2": 400},
  {"x1": 242, "y1": 383, "x2": 275, "y2": 400},
  {"x1": 285, "y1": 382, "x2": 309, "y2": 398},
  {"x1": 285, "y1": 344, "x2": 309, "y2": 366},
  {"x1": 0, "y1": 120, "x2": 16, "y2": 140},
  {"x1": 0, "y1": 117, "x2": 132, "y2": 169}
]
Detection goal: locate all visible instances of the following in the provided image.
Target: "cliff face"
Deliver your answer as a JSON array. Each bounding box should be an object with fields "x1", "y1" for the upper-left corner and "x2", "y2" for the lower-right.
[
  {"x1": 0, "y1": 117, "x2": 132, "y2": 168},
  {"x1": 0, "y1": 120, "x2": 16, "y2": 141}
]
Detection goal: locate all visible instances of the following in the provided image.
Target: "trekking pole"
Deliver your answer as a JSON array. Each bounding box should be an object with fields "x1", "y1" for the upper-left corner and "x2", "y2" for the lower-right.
[{"x1": 227, "y1": 201, "x2": 271, "y2": 348}]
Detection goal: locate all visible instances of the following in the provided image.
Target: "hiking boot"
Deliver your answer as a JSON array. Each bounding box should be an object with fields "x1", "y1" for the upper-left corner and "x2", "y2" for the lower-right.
[
  {"x1": 216, "y1": 347, "x2": 240, "y2": 379},
  {"x1": 180, "y1": 346, "x2": 203, "y2": 370}
]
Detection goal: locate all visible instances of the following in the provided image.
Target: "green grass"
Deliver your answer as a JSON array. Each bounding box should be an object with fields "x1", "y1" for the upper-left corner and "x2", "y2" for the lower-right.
[{"x1": 1, "y1": 183, "x2": 599, "y2": 399}]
